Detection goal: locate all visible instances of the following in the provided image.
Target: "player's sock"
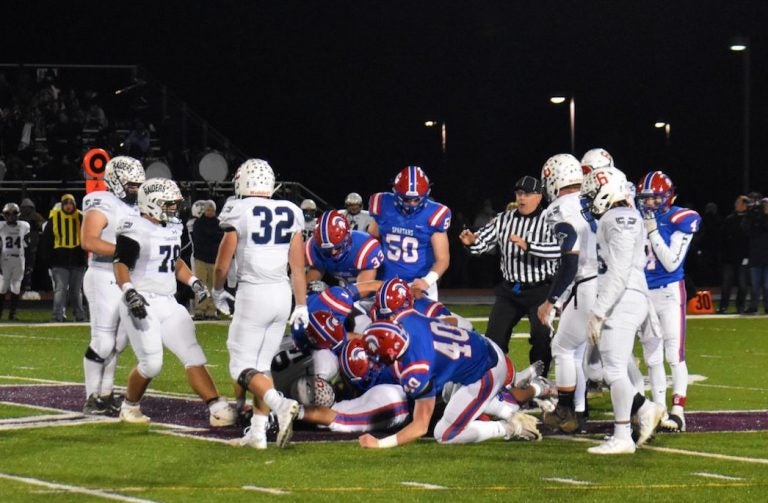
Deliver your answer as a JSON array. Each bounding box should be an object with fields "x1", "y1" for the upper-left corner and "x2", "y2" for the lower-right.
[
  {"x1": 647, "y1": 363, "x2": 667, "y2": 408},
  {"x1": 83, "y1": 355, "x2": 105, "y2": 398},
  {"x1": 613, "y1": 421, "x2": 632, "y2": 442},
  {"x1": 263, "y1": 388, "x2": 285, "y2": 411},
  {"x1": 100, "y1": 351, "x2": 118, "y2": 396},
  {"x1": 558, "y1": 390, "x2": 575, "y2": 409},
  {"x1": 670, "y1": 361, "x2": 688, "y2": 398}
]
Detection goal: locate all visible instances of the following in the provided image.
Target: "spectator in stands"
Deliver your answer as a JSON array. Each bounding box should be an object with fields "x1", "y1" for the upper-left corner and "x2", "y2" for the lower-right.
[
  {"x1": 39, "y1": 194, "x2": 87, "y2": 322},
  {"x1": 83, "y1": 94, "x2": 108, "y2": 131},
  {"x1": 719, "y1": 195, "x2": 750, "y2": 314},
  {"x1": 689, "y1": 202, "x2": 722, "y2": 288},
  {"x1": 122, "y1": 118, "x2": 150, "y2": 160},
  {"x1": 191, "y1": 200, "x2": 222, "y2": 319},
  {"x1": 18, "y1": 198, "x2": 44, "y2": 292}
]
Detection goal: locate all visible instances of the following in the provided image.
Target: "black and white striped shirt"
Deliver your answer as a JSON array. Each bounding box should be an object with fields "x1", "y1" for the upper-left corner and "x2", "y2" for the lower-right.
[{"x1": 468, "y1": 206, "x2": 559, "y2": 283}]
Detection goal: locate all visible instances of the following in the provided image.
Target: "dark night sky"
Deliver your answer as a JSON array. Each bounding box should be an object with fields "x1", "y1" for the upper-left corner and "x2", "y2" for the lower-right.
[{"x1": 3, "y1": 1, "x2": 767, "y2": 217}]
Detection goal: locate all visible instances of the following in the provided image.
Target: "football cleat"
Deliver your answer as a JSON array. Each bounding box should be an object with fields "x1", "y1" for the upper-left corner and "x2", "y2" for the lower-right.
[
  {"x1": 100, "y1": 392, "x2": 122, "y2": 416},
  {"x1": 82, "y1": 393, "x2": 107, "y2": 415},
  {"x1": 635, "y1": 400, "x2": 665, "y2": 446},
  {"x1": 229, "y1": 425, "x2": 267, "y2": 449},
  {"x1": 119, "y1": 403, "x2": 150, "y2": 424},
  {"x1": 587, "y1": 437, "x2": 636, "y2": 455},
  {"x1": 275, "y1": 398, "x2": 300, "y2": 448},
  {"x1": 659, "y1": 412, "x2": 686, "y2": 432},
  {"x1": 209, "y1": 398, "x2": 237, "y2": 427},
  {"x1": 503, "y1": 412, "x2": 542, "y2": 441},
  {"x1": 542, "y1": 404, "x2": 580, "y2": 433}
]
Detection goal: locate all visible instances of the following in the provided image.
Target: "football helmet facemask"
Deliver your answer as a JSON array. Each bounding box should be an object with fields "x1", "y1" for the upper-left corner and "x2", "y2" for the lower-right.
[
  {"x1": 300, "y1": 199, "x2": 317, "y2": 221},
  {"x1": 541, "y1": 153, "x2": 583, "y2": 202},
  {"x1": 393, "y1": 165, "x2": 431, "y2": 215},
  {"x1": 138, "y1": 178, "x2": 184, "y2": 223},
  {"x1": 344, "y1": 192, "x2": 364, "y2": 215},
  {"x1": 2, "y1": 202, "x2": 20, "y2": 223},
  {"x1": 104, "y1": 156, "x2": 146, "y2": 203}
]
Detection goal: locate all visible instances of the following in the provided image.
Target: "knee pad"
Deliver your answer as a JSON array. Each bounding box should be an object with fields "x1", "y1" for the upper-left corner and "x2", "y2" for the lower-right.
[
  {"x1": 84, "y1": 346, "x2": 106, "y2": 363},
  {"x1": 601, "y1": 365, "x2": 625, "y2": 386},
  {"x1": 138, "y1": 355, "x2": 163, "y2": 379},
  {"x1": 237, "y1": 368, "x2": 261, "y2": 390},
  {"x1": 89, "y1": 333, "x2": 116, "y2": 360},
  {"x1": 179, "y1": 343, "x2": 207, "y2": 368},
  {"x1": 433, "y1": 420, "x2": 449, "y2": 444}
]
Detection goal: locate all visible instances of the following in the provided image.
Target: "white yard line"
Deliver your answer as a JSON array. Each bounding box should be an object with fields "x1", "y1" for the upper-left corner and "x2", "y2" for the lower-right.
[
  {"x1": 401, "y1": 481, "x2": 447, "y2": 490},
  {"x1": 0, "y1": 472, "x2": 157, "y2": 503},
  {"x1": 693, "y1": 383, "x2": 768, "y2": 392},
  {"x1": 242, "y1": 485, "x2": 290, "y2": 495},
  {"x1": 556, "y1": 436, "x2": 768, "y2": 465},
  {"x1": 693, "y1": 472, "x2": 745, "y2": 481},
  {"x1": 542, "y1": 477, "x2": 592, "y2": 485}
]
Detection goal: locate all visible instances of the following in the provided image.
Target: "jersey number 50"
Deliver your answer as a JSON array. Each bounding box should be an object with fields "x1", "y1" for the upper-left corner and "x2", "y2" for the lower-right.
[
  {"x1": 251, "y1": 206, "x2": 295, "y2": 245},
  {"x1": 385, "y1": 234, "x2": 419, "y2": 263}
]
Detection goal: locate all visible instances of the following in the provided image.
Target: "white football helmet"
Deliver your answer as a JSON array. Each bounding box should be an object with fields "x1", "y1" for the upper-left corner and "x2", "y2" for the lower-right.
[
  {"x1": 2, "y1": 202, "x2": 20, "y2": 223},
  {"x1": 190, "y1": 200, "x2": 208, "y2": 218},
  {"x1": 345, "y1": 192, "x2": 363, "y2": 207},
  {"x1": 290, "y1": 375, "x2": 335, "y2": 407},
  {"x1": 541, "y1": 153, "x2": 583, "y2": 202},
  {"x1": 138, "y1": 178, "x2": 183, "y2": 223},
  {"x1": 580, "y1": 148, "x2": 614, "y2": 174},
  {"x1": 233, "y1": 159, "x2": 275, "y2": 197},
  {"x1": 104, "y1": 156, "x2": 146, "y2": 202},
  {"x1": 580, "y1": 166, "x2": 628, "y2": 217}
]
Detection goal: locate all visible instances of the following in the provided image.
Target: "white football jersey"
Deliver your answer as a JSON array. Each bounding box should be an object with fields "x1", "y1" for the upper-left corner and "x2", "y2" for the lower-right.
[
  {"x1": 219, "y1": 197, "x2": 304, "y2": 284},
  {"x1": 0, "y1": 221, "x2": 30, "y2": 258},
  {"x1": 593, "y1": 205, "x2": 648, "y2": 318},
  {"x1": 341, "y1": 209, "x2": 374, "y2": 232},
  {"x1": 116, "y1": 216, "x2": 183, "y2": 296},
  {"x1": 83, "y1": 190, "x2": 140, "y2": 269},
  {"x1": 544, "y1": 192, "x2": 598, "y2": 280}
]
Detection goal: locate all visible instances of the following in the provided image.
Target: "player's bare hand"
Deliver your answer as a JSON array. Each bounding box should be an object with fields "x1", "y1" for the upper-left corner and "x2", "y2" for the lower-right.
[
  {"x1": 359, "y1": 433, "x2": 379, "y2": 448},
  {"x1": 410, "y1": 278, "x2": 429, "y2": 297},
  {"x1": 537, "y1": 301, "x2": 554, "y2": 327},
  {"x1": 459, "y1": 228, "x2": 475, "y2": 246}
]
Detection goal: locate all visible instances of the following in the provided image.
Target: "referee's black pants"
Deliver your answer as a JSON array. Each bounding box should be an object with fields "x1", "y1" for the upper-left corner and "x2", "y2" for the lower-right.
[{"x1": 486, "y1": 280, "x2": 553, "y2": 377}]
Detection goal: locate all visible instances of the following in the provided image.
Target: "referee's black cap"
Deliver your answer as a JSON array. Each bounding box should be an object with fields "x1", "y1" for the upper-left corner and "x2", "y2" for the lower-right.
[{"x1": 514, "y1": 175, "x2": 542, "y2": 194}]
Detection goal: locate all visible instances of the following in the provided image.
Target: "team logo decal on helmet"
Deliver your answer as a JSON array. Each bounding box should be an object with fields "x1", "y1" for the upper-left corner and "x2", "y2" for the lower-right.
[
  {"x1": 305, "y1": 310, "x2": 346, "y2": 352},
  {"x1": 541, "y1": 153, "x2": 583, "y2": 202},
  {"x1": 579, "y1": 167, "x2": 629, "y2": 218},
  {"x1": 374, "y1": 278, "x2": 414, "y2": 319},
  {"x1": 104, "y1": 156, "x2": 145, "y2": 203},
  {"x1": 362, "y1": 321, "x2": 409, "y2": 364},
  {"x1": 314, "y1": 210, "x2": 351, "y2": 259},
  {"x1": 341, "y1": 338, "x2": 373, "y2": 382},
  {"x1": 137, "y1": 178, "x2": 184, "y2": 223},
  {"x1": 580, "y1": 148, "x2": 614, "y2": 175}
]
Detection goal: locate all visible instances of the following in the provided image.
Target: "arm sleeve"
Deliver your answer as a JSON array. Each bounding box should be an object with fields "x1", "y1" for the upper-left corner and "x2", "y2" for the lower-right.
[
  {"x1": 114, "y1": 235, "x2": 141, "y2": 269},
  {"x1": 527, "y1": 220, "x2": 562, "y2": 259},
  {"x1": 647, "y1": 230, "x2": 693, "y2": 272}
]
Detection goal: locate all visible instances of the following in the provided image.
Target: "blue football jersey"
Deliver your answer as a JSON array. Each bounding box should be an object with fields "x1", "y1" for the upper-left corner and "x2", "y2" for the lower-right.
[
  {"x1": 305, "y1": 230, "x2": 384, "y2": 286},
  {"x1": 413, "y1": 297, "x2": 451, "y2": 318},
  {"x1": 308, "y1": 286, "x2": 358, "y2": 321},
  {"x1": 390, "y1": 310, "x2": 496, "y2": 399},
  {"x1": 645, "y1": 205, "x2": 701, "y2": 288},
  {"x1": 369, "y1": 192, "x2": 451, "y2": 281}
]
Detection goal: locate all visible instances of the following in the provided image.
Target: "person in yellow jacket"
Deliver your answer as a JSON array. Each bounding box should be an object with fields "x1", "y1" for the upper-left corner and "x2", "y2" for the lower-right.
[{"x1": 40, "y1": 194, "x2": 88, "y2": 322}]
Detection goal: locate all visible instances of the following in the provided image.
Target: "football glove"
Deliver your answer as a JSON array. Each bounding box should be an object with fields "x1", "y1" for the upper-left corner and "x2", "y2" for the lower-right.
[
  {"x1": 643, "y1": 212, "x2": 658, "y2": 235},
  {"x1": 586, "y1": 312, "x2": 604, "y2": 345},
  {"x1": 504, "y1": 412, "x2": 542, "y2": 441},
  {"x1": 308, "y1": 280, "x2": 329, "y2": 294},
  {"x1": 212, "y1": 288, "x2": 235, "y2": 316},
  {"x1": 123, "y1": 288, "x2": 149, "y2": 319},
  {"x1": 288, "y1": 304, "x2": 309, "y2": 327},
  {"x1": 191, "y1": 279, "x2": 210, "y2": 304}
]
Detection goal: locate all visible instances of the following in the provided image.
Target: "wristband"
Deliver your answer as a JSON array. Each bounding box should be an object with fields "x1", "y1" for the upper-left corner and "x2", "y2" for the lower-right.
[
  {"x1": 187, "y1": 276, "x2": 200, "y2": 287},
  {"x1": 422, "y1": 271, "x2": 440, "y2": 288},
  {"x1": 121, "y1": 282, "x2": 135, "y2": 294},
  {"x1": 377, "y1": 434, "x2": 398, "y2": 448}
]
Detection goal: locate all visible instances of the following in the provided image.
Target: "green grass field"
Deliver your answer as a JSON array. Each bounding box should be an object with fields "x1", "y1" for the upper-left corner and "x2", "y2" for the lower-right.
[{"x1": 1, "y1": 307, "x2": 767, "y2": 502}]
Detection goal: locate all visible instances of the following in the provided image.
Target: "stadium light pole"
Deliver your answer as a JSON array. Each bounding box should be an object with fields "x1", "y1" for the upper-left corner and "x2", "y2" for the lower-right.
[
  {"x1": 424, "y1": 120, "x2": 446, "y2": 154},
  {"x1": 549, "y1": 95, "x2": 575, "y2": 154},
  {"x1": 730, "y1": 37, "x2": 750, "y2": 192},
  {"x1": 654, "y1": 121, "x2": 671, "y2": 147}
]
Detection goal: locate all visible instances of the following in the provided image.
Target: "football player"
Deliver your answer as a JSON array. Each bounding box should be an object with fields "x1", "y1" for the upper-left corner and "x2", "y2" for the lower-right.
[
  {"x1": 113, "y1": 178, "x2": 235, "y2": 427},
  {"x1": 358, "y1": 319, "x2": 541, "y2": 448},
  {"x1": 580, "y1": 167, "x2": 665, "y2": 454},
  {"x1": 0, "y1": 203, "x2": 31, "y2": 320},
  {"x1": 368, "y1": 166, "x2": 451, "y2": 300},
  {"x1": 213, "y1": 159, "x2": 307, "y2": 449},
  {"x1": 305, "y1": 209, "x2": 384, "y2": 287},
  {"x1": 80, "y1": 156, "x2": 146, "y2": 415},
  {"x1": 340, "y1": 192, "x2": 374, "y2": 232},
  {"x1": 300, "y1": 198, "x2": 317, "y2": 242},
  {"x1": 537, "y1": 153, "x2": 597, "y2": 433},
  {"x1": 637, "y1": 171, "x2": 700, "y2": 432}
]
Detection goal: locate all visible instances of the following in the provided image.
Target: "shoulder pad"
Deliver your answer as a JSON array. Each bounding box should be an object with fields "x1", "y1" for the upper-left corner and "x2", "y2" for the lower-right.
[
  {"x1": 425, "y1": 202, "x2": 451, "y2": 230},
  {"x1": 669, "y1": 208, "x2": 701, "y2": 233}
]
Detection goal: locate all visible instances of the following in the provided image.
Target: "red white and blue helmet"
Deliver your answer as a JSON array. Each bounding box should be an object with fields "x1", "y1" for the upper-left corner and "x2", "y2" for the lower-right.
[
  {"x1": 637, "y1": 171, "x2": 675, "y2": 215},
  {"x1": 340, "y1": 338, "x2": 372, "y2": 382},
  {"x1": 373, "y1": 278, "x2": 414, "y2": 319},
  {"x1": 392, "y1": 165, "x2": 431, "y2": 215},
  {"x1": 363, "y1": 321, "x2": 409, "y2": 364},
  {"x1": 305, "y1": 310, "x2": 346, "y2": 352},
  {"x1": 313, "y1": 210, "x2": 351, "y2": 260}
]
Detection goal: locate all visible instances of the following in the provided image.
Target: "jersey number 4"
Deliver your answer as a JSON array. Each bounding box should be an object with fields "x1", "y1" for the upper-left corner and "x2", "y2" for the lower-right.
[{"x1": 251, "y1": 206, "x2": 295, "y2": 245}]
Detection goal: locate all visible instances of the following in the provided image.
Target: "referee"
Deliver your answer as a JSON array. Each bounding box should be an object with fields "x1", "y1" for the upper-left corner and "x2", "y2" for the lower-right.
[{"x1": 459, "y1": 175, "x2": 559, "y2": 376}]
